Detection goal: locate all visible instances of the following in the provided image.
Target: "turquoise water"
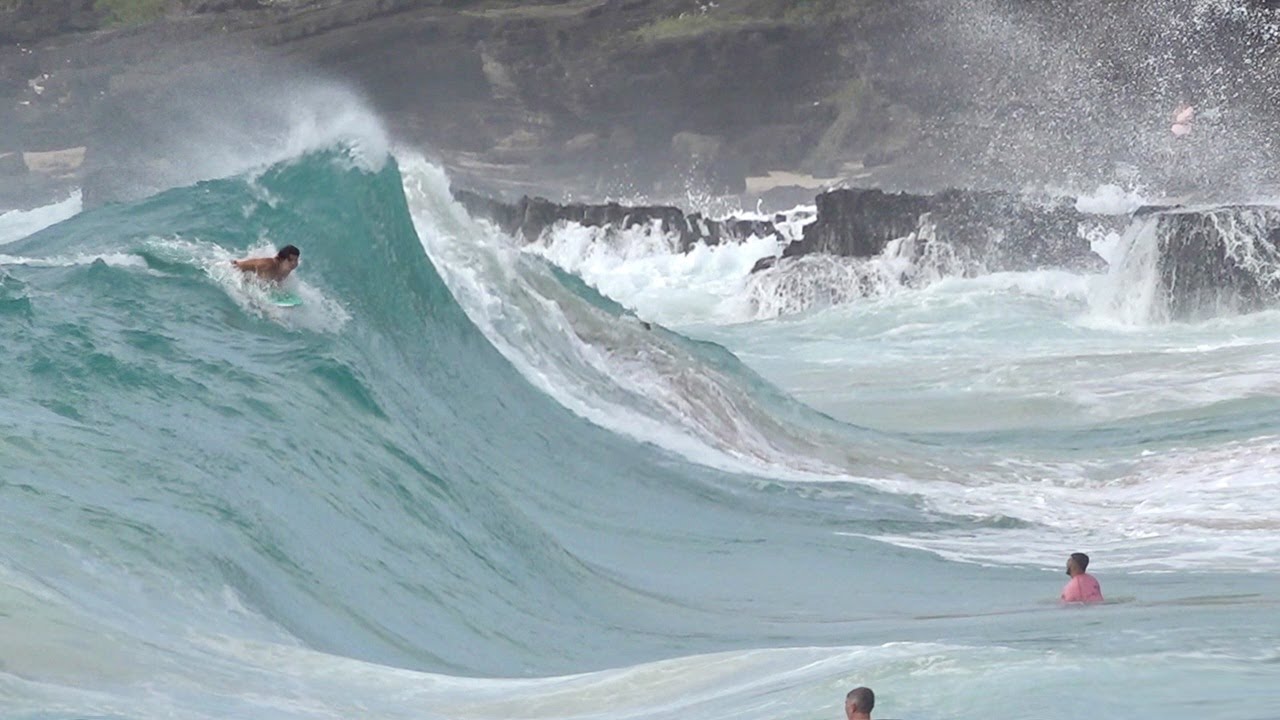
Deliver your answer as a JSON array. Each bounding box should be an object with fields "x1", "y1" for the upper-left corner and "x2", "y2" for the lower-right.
[{"x1": 2, "y1": 149, "x2": 1278, "y2": 719}]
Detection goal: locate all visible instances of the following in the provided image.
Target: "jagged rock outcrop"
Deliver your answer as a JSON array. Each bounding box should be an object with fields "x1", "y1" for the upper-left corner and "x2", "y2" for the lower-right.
[
  {"x1": 453, "y1": 184, "x2": 1109, "y2": 290},
  {"x1": 451, "y1": 189, "x2": 779, "y2": 252},
  {"x1": 785, "y1": 188, "x2": 927, "y2": 259},
  {"x1": 777, "y1": 187, "x2": 1105, "y2": 273},
  {"x1": 1154, "y1": 206, "x2": 1280, "y2": 319},
  {"x1": 761, "y1": 194, "x2": 1280, "y2": 318}
]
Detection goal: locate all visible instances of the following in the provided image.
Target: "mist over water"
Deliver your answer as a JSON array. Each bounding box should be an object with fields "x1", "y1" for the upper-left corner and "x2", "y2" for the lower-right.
[
  {"x1": 86, "y1": 46, "x2": 390, "y2": 205},
  {"x1": 869, "y1": 0, "x2": 1280, "y2": 196}
]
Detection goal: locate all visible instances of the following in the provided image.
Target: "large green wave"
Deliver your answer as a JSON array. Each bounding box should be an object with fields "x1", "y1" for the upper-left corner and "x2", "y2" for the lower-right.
[{"x1": 0, "y1": 149, "x2": 937, "y2": 680}]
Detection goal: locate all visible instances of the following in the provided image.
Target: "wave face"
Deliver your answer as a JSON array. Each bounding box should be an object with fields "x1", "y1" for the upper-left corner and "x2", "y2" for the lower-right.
[{"x1": 3, "y1": 149, "x2": 1280, "y2": 720}]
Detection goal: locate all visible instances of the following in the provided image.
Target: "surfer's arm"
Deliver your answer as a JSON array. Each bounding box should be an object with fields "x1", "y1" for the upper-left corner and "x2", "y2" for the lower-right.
[{"x1": 232, "y1": 257, "x2": 270, "y2": 274}]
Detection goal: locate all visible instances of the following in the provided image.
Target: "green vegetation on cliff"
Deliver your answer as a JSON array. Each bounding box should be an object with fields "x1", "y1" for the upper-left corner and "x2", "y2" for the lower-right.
[
  {"x1": 780, "y1": 0, "x2": 852, "y2": 24},
  {"x1": 629, "y1": 0, "x2": 855, "y2": 43},
  {"x1": 95, "y1": 0, "x2": 169, "y2": 25},
  {"x1": 631, "y1": 13, "x2": 755, "y2": 42}
]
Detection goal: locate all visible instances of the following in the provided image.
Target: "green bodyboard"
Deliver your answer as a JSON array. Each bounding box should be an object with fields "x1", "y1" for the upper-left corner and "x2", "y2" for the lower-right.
[{"x1": 270, "y1": 291, "x2": 303, "y2": 308}]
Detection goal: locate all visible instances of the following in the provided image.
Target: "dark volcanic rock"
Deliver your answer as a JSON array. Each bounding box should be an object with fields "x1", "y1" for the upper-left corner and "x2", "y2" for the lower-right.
[
  {"x1": 451, "y1": 189, "x2": 780, "y2": 253},
  {"x1": 1155, "y1": 206, "x2": 1280, "y2": 319},
  {"x1": 750, "y1": 255, "x2": 779, "y2": 273},
  {"x1": 785, "y1": 188, "x2": 927, "y2": 258},
  {"x1": 453, "y1": 183, "x2": 1110, "y2": 290},
  {"x1": 926, "y1": 189, "x2": 1101, "y2": 273},
  {"x1": 784, "y1": 187, "x2": 1104, "y2": 273}
]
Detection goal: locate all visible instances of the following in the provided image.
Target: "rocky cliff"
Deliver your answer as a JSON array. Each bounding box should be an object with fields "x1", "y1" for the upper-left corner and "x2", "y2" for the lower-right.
[
  {"x1": 2, "y1": 0, "x2": 864, "y2": 210},
  {"x1": 5, "y1": 0, "x2": 1280, "y2": 213}
]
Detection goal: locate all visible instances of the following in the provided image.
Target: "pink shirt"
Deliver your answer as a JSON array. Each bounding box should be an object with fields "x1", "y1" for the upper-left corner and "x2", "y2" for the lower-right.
[{"x1": 1061, "y1": 573, "x2": 1103, "y2": 603}]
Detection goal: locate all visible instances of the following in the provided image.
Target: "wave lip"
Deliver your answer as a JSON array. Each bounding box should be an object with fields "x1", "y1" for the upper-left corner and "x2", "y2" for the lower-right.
[{"x1": 0, "y1": 191, "x2": 83, "y2": 245}]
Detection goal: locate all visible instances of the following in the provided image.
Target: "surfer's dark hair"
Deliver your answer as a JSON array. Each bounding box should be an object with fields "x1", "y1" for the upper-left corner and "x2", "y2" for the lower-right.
[
  {"x1": 846, "y1": 687, "x2": 874, "y2": 713},
  {"x1": 277, "y1": 245, "x2": 300, "y2": 259},
  {"x1": 1070, "y1": 552, "x2": 1090, "y2": 571}
]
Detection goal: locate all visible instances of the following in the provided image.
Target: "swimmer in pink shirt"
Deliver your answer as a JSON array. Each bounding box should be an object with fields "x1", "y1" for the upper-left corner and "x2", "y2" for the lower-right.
[{"x1": 1061, "y1": 552, "x2": 1103, "y2": 604}]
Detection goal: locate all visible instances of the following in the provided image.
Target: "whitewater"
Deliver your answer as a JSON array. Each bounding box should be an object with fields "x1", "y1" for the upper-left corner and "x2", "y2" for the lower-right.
[{"x1": 3, "y1": 101, "x2": 1280, "y2": 719}]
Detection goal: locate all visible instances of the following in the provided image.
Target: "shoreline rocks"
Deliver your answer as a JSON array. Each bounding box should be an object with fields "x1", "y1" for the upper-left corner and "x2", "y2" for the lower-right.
[{"x1": 453, "y1": 184, "x2": 1108, "y2": 276}]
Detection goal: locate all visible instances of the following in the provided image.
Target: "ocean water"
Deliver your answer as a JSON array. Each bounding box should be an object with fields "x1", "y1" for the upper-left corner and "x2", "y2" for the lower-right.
[{"x1": 2, "y1": 139, "x2": 1279, "y2": 720}]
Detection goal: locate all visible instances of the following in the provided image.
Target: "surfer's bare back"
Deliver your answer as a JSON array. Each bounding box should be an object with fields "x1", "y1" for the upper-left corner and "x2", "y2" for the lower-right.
[{"x1": 232, "y1": 245, "x2": 300, "y2": 282}]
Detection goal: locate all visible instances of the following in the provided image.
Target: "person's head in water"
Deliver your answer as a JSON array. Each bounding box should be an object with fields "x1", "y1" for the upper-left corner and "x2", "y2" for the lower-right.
[
  {"x1": 845, "y1": 687, "x2": 875, "y2": 720},
  {"x1": 277, "y1": 244, "x2": 300, "y2": 270},
  {"x1": 1067, "y1": 552, "x2": 1089, "y2": 576}
]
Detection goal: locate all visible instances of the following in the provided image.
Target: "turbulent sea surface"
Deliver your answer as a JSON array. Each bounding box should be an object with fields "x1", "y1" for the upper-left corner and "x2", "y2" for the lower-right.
[{"x1": 2, "y1": 138, "x2": 1279, "y2": 720}]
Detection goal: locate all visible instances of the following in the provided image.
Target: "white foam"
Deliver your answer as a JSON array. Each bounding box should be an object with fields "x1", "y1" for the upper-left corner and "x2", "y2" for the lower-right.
[
  {"x1": 526, "y1": 221, "x2": 785, "y2": 326},
  {"x1": 0, "y1": 190, "x2": 82, "y2": 245},
  {"x1": 752, "y1": 283, "x2": 1280, "y2": 569},
  {"x1": 1086, "y1": 207, "x2": 1280, "y2": 326},
  {"x1": 178, "y1": 637, "x2": 996, "y2": 720},
  {"x1": 10, "y1": 627, "x2": 1263, "y2": 720},
  {"x1": 0, "y1": 251, "x2": 147, "y2": 268},
  {"x1": 197, "y1": 238, "x2": 350, "y2": 333},
  {"x1": 1074, "y1": 183, "x2": 1149, "y2": 215},
  {"x1": 742, "y1": 227, "x2": 1002, "y2": 320},
  {"x1": 851, "y1": 435, "x2": 1280, "y2": 571},
  {"x1": 521, "y1": 203, "x2": 817, "y2": 327}
]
